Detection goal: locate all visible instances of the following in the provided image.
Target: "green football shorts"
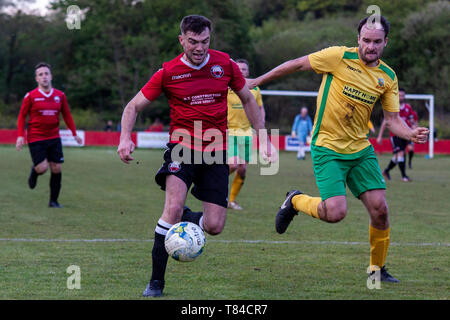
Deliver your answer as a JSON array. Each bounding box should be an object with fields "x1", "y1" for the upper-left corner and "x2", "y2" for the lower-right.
[
  {"x1": 311, "y1": 144, "x2": 386, "y2": 200},
  {"x1": 228, "y1": 135, "x2": 252, "y2": 163}
]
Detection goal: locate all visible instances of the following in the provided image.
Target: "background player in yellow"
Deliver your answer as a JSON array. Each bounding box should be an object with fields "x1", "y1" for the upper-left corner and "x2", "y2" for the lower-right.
[
  {"x1": 227, "y1": 59, "x2": 265, "y2": 210},
  {"x1": 248, "y1": 15, "x2": 429, "y2": 283}
]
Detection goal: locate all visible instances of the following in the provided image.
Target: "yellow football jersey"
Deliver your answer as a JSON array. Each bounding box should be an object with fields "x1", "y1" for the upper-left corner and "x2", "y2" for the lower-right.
[
  {"x1": 227, "y1": 86, "x2": 263, "y2": 136},
  {"x1": 308, "y1": 46, "x2": 399, "y2": 154}
]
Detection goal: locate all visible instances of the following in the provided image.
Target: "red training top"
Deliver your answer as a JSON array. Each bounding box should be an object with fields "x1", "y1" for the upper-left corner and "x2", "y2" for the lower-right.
[
  {"x1": 17, "y1": 88, "x2": 77, "y2": 143},
  {"x1": 140, "y1": 49, "x2": 246, "y2": 151}
]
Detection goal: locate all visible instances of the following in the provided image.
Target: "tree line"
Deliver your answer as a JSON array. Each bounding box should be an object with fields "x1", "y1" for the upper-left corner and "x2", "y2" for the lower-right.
[{"x1": 0, "y1": 0, "x2": 448, "y2": 136}]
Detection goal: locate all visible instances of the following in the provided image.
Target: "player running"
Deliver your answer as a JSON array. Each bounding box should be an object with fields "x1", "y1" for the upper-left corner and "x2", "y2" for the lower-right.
[
  {"x1": 248, "y1": 15, "x2": 429, "y2": 283},
  {"x1": 227, "y1": 58, "x2": 265, "y2": 210},
  {"x1": 117, "y1": 15, "x2": 272, "y2": 297},
  {"x1": 377, "y1": 88, "x2": 418, "y2": 180},
  {"x1": 16, "y1": 62, "x2": 82, "y2": 208}
]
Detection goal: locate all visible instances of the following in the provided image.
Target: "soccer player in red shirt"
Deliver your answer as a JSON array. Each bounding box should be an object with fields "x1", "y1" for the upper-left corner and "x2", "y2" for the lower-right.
[
  {"x1": 16, "y1": 62, "x2": 82, "y2": 208},
  {"x1": 117, "y1": 15, "x2": 272, "y2": 297},
  {"x1": 377, "y1": 88, "x2": 416, "y2": 181}
]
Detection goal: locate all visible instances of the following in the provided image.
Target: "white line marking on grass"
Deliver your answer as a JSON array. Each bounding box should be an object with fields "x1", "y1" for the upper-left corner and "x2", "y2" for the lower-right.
[{"x1": 0, "y1": 238, "x2": 448, "y2": 247}]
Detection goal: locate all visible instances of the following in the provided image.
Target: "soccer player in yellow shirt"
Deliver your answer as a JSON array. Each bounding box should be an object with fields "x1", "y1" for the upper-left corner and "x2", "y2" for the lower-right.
[
  {"x1": 248, "y1": 15, "x2": 429, "y2": 283},
  {"x1": 227, "y1": 59, "x2": 265, "y2": 210}
]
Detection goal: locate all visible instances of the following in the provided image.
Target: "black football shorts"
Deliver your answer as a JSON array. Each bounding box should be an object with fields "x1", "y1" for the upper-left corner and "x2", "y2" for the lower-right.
[
  {"x1": 155, "y1": 143, "x2": 229, "y2": 208},
  {"x1": 28, "y1": 138, "x2": 64, "y2": 166},
  {"x1": 390, "y1": 136, "x2": 408, "y2": 154}
]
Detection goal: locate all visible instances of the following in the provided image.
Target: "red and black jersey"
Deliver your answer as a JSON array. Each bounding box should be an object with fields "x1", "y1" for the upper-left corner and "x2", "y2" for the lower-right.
[
  {"x1": 17, "y1": 88, "x2": 77, "y2": 143},
  {"x1": 141, "y1": 49, "x2": 246, "y2": 150}
]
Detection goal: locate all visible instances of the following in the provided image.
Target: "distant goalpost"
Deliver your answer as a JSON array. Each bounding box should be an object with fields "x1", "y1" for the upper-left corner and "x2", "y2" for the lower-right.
[{"x1": 261, "y1": 90, "x2": 435, "y2": 159}]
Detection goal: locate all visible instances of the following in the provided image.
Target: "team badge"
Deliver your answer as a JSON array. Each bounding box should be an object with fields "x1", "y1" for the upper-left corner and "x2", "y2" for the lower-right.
[
  {"x1": 54, "y1": 96, "x2": 61, "y2": 103},
  {"x1": 376, "y1": 78, "x2": 385, "y2": 89},
  {"x1": 168, "y1": 161, "x2": 181, "y2": 173},
  {"x1": 210, "y1": 65, "x2": 224, "y2": 78}
]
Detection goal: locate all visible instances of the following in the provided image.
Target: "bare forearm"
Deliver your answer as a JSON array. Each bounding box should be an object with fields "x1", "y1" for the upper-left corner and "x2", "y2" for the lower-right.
[
  {"x1": 120, "y1": 103, "x2": 138, "y2": 141},
  {"x1": 254, "y1": 56, "x2": 310, "y2": 87},
  {"x1": 386, "y1": 117, "x2": 412, "y2": 140}
]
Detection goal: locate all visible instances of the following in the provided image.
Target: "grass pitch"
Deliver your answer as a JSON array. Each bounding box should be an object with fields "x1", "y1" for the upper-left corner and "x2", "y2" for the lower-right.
[{"x1": 0, "y1": 145, "x2": 449, "y2": 300}]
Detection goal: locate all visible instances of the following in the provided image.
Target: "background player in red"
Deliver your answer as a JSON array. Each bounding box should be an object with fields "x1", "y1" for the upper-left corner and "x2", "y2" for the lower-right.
[
  {"x1": 117, "y1": 15, "x2": 272, "y2": 297},
  {"x1": 377, "y1": 88, "x2": 416, "y2": 181},
  {"x1": 16, "y1": 62, "x2": 82, "y2": 208}
]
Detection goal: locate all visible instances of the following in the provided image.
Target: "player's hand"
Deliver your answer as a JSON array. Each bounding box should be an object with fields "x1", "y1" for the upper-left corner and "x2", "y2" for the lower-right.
[
  {"x1": 246, "y1": 78, "x2": 258, "y2": 90},
  {"x1": 74, "y1": 135, "x2": 83, "y2": 145},
  {"x1": 291, "y1": 132, "x2": 296, "y2": 138},
  {"x1": 410, "y1": 127, "x2": 429, "y2": 144},
  {"x1": 376, "y1": 136, "x2": 383, "y2": 145},
  {"x1": 117, "y1": 138, "x2": 135, "y2": 164},
  {"x1": 261, "y1": 140, "x2": 279, "y2": 163},
  {"x1": 16, "y1": 136, "x2": 25, "y2": 151}
]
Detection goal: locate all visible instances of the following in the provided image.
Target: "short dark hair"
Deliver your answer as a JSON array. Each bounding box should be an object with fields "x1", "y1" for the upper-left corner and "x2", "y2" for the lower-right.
[
  {"x1": 235, "y1": 59, "x2": 249, "y2": 67},
  {"x1": 357, "y1": 15, "x2": 390, "y2": 38},
  {"x1": 35, "y1": 62, "x2": 51, "y2": 74},
  {"x1": 399, "y1": 87, "x2": 406, "y2": 92},
  {"x1": 180, "y1": 15, "x2": 212, "y2": 35}
]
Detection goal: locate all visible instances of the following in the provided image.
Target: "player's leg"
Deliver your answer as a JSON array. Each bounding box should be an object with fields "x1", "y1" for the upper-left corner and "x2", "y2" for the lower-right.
[
  {"x1": 228, "y1": 136, "x2": 251, "y2": 210},
  {"x1": 275, "y1": 157, "x2": 349, "y2": 234},
  {"x1": 48, "y1": 162, "x2": 62, "y2": 208},
  {"x1": 47, "y1": 138, "x2": 65, "y2": 207},
  {"x1": 144, "y1": 174, "x2": 189, "y2": 297},
  {"x1": 360, "y1": 190, "x2": 398, "y2": 282},
  {"x1": 347, "y1": 151, "x2": 398, "y2": 282},
  {"x1": 396, "y1": 139, "x2": 410, "y2": 181},
  {"x1": 27, "y1": 140, "x2": 49, "y2": 189},
  {"x1": 407, "y1": 142, "x2": 414, "y2": 169},
  {"x1": 144, "y1": 144, "x2": 193, "y2": 297},
  {"x1": 202, "y1": 201, "x2": 227, "y2": 235},
  {"x1": 383, "y1": 137, "x2": 399, "y2": 180},
  {"x1": 297, "y1": 139, "x2": 306, "y2": 160}
]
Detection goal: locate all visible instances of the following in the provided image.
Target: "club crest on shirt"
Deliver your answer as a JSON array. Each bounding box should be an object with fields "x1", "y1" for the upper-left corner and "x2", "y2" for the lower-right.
[
  {"x1": 376, "y1": 78, "x2": 385, "y2": 89},
  {"x1": 168, "y1": 161, "x2": 181, "y2": 173},
  {"x1": 54, "y1": 96, "x2": 61, "y2": 103},
  {"x1": 210, "y1": 65, "x2": 224, "y2": 78}
]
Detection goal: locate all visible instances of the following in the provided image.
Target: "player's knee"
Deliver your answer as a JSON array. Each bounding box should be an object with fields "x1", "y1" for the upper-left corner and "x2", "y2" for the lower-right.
[
  {"x1": 164, "y1": 202, "x2": 185, "y2": 220},
  {"x1": 323, "y1": 201, "x2": 347, "y2": 223},
  {"x1": 202, "y1": 218, "x2": 225, "y2": 236},
  {"x1": 372, "y1": 201, "x2": 389, "y2": 221},
  {"x1": 35, "y1": 163, "x2": 48, "y2": 174}
]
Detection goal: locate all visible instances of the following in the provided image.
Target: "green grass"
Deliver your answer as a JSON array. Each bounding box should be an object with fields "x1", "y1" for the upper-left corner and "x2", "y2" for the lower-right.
[{"x1": 0, "y1": 145, "x2": 449, "y2": 300}]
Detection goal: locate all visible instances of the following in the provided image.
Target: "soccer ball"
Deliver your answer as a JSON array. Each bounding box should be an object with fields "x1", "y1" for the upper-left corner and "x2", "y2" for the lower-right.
[{"x1": 164, "y1": 222, "x2": 206, "y2": 262}]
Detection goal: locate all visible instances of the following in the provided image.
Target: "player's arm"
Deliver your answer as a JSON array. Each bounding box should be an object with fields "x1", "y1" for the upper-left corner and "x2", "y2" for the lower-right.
[
  {"x1": 247, "y1": 55, "x2": 312, "y2": 89},
  {"x1": 61, "y1": 95, "x2": 82, "y2": 144},
  {"x1": 382, "y1": 110, "x2": 429, "y2": 144},
  {"x1": 376, "y1": 119, "x2": 387, "y2": 144},
  {"x1": 117, "y1": 91, "x2": 151, "y2": 163},
  {"x1": 16, "y1": 94, "x2": 31, "y2": 151}
]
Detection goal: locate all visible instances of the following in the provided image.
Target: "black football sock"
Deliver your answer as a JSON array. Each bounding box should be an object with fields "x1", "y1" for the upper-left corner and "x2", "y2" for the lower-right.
[
  {"x1": 398, "y1": 161, "x2": 407, "y2": 178},
  {"x1": 151, "y1": 219, "x2": 172, "y2": 282},
  {"x1": 50, "y1": 172, "x2": 62, "y2": 202},
  {"x1": 408, "y1": 151, "x2": 414, "y2": 168},
  {"x1": 385, "y1": 160, "x2": 396, "y2": 173},
  {"x1": 181, "y1": 207, "x2": 203, "y2": 226}
]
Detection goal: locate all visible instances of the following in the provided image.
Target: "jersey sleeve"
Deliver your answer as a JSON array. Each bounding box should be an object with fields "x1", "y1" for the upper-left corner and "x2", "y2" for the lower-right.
[
  {"x1": 308, "y1": 46, "x2": 346, "y2": 74},
  {"x1": 17, "y1": 92, "x2": 32, "y2": 137},
  {"x1": 141, "y1": 68, "x2": 164, "y2": 101},
  {"x1": 60, "y1": 93, "x2": 77, "y2": 136},
  {"x1": 380, "y1": 77, "x2": 400, "y2": 112},
  {"x1": 254, "y1": 87, "x2": 263, "y2": 107},
  {"x1": 229, "y1": 59, "x2": 246, "y2": 92}
]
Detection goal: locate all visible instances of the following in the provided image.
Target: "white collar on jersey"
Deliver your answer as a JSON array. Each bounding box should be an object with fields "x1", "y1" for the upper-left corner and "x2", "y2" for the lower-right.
[
  {"x1": 38, "y1": 88, "x2": 54, "y2": 98},
  {"x1": 180, "y1": 53, "x2": 210, "y2": 70}
]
